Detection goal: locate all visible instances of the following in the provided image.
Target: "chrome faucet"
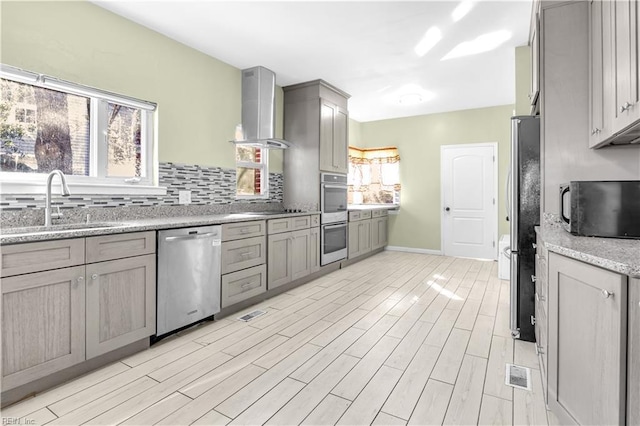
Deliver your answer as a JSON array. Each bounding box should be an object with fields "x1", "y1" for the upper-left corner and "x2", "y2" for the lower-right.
[{"x1": 45, "y1": 170, "x2": 71, "y2": 226}]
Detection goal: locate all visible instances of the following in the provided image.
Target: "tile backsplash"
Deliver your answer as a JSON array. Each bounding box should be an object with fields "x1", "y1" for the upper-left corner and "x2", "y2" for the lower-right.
[{"x1": 0, "y1": 162, "x2": 283, "y2": 211}]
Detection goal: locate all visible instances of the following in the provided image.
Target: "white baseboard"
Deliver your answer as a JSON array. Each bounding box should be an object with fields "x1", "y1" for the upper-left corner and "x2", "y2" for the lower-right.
[{"x1": 385, "y1": 246, "x2": 442, "y2": 256}]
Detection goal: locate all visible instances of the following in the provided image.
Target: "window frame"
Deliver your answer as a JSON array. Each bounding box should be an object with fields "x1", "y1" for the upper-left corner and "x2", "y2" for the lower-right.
[
  {"x1": 0, "y1": 64, "x2": 164, "y2": 195},
  {"x1": 235, "y1": 146, "x2": 269, "y2": 200}
]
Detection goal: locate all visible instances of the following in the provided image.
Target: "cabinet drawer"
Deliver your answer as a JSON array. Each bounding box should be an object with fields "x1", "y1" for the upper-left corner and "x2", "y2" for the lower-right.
[
  {"x1": 310, "y1": 214, "x2": 320, "y2": 227},
  {"x1": 267, "y1": 218, "x2": 292, "y2": 234},
  {"x1": 222, "y1": 220, "x2": 266, "y2": 241},
  {"x1": 359, "y1": 210, "x2": 372, "y2": 220},
  {"x1": 1, "y1": 239, "x2": 85, "y2": 277},
  {"x1": 86, "y1": 231, "x2": 155, "y2": 263},
  {"x1": 371, "y1": 209, "x2": 385, "y2": 217},
  {"x1": 349, "y1": 211, "x2": 361, "y2": 221},
  {"x1": 221, "y1": 236, "x2": 266, "y2": 274},
  {"x1": 291, "y1": 216, "x2": 311, "y2": 231},
  {"x1": 221, "y1": 264, "x2": 266, "y2": 308}
]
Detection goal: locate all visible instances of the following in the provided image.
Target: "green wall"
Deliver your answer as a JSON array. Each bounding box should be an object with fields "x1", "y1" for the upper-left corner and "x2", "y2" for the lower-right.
[
  {"x1": 515, "y1": 45, "x2": 532, "y2": 116},
  {"x1": 348, "y1": 118, "x2": 363, "y2": 148},
  {"x1": 0, "y1": 0, "x2": 284, "y2": 173},
  {"x1": 359, "y1": 105, "x2": 513, "y2": 252}
]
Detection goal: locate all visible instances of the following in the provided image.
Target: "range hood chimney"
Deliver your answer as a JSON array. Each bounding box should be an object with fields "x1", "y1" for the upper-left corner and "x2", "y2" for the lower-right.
[{"x1": 231, "y1": 66, "x2": 290, "y2": 149}]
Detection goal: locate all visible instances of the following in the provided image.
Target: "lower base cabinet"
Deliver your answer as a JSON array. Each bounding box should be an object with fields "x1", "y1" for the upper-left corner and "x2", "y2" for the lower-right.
[
  {"x1": 629, "y1": 278, "x2": 640, "y2": 425},
  {"x1": 1, "y1": 266, "x2": 86, "y2": 390},
  {"x1": 371, "y1": 216, "x2": 388, "y2": 250},
  {"x1": 548, "y1": 252, "x2": 627, "y2": 425},
  {"x1": 1, "y1": 232, "x2": 156, "y2": 392},
  {"x1": 221, "y1": 264, "x2": 267, "y2": 308},
  {"x1": 85, "y1": 254, "x2": 156, "y2": 359},
  {"x1": 348, "y1": 220, "x2": 371, "y2": 259}
]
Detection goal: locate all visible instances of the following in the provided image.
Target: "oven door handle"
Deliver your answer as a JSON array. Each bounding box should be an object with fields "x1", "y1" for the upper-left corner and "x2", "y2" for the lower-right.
[
  {"x1": 322, "y1": 184, "x2": 348, "y2": 190},
  {"x1": 323, "y1": 223, "x2": 347, "y2": 230}
]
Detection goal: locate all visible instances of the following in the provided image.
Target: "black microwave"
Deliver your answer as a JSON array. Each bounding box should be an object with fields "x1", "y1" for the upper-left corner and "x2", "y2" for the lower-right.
[{"x1": 559, "y1": 181, "x2": 640, "y2": 239}]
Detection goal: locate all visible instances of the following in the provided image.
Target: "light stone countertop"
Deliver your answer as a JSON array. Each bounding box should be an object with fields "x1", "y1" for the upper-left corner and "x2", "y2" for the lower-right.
[
  {"x1": 347, "y1": 204, "x2": 399, "y2": 211},
  {"x1": 536, "y1": 222, "x2": 640, "y2": 278},
  {"x1": 0, "y1": 211, "x2": 320, "y2": 245}
]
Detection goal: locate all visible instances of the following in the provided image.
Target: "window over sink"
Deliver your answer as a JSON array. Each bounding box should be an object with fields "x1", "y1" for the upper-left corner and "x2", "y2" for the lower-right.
[
  {"x1": 235, "y1": 145, "x2": 269, "y2": 199},
  {"x1": 0, "y1": 64, "x2": 162, "y2": 195}
]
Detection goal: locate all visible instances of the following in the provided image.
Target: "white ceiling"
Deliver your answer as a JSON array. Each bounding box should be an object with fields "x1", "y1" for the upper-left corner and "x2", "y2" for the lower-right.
[{"x1": 92, "y1": 0, "x2": 532, "y2": 122}]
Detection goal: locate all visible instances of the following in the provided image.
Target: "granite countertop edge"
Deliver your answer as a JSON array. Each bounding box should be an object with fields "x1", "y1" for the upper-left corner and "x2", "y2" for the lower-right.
[
  {"x1": 0, "y1": 211, "x2": 320, "y2": 245},
  {"x1": 535, "y1": 223, "x2": 640, "y2": 279}
]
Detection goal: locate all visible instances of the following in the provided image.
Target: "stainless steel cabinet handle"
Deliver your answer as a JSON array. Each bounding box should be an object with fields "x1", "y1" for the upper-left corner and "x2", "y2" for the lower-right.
[
  {"x1": 91, "y1": 274, "x2": 98, "y2": 280},
  {"x1": 620, "y1": 102, "x2": 633, "y2": 113},
  {"x1": 591, "y1": 128, "x2": 601, "y2": 135},
  {"x1": 601, "y1": 289, "x2": 613, "y2": 299},
  {"x1": 530, "y1": 315, "x2": 536, "y2": 325},
  {"x1": 240, "y1": 228, "x2": 249, "y2": 234},
  {"x1": 531, "y1": 274, "x2": 537, "y2": 283},
  {"x1": 535, "y1": 293, "x2": 545, "y2": 303},
  {"x1": 532, "y1": 243, "x2": 537, "y2": 249},
  {"x1": 241, "y1": 281, "x2": 256, "y2": 289},
  {"x1": 240, "y1": 252, "x2": 252, "y2": 257},
  {"x1": 77, "y1": 276, "x2": 84, "y2": 283}
]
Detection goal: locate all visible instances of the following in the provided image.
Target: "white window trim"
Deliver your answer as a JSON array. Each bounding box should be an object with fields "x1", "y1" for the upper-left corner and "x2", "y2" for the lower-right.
[
  {"x1": 235, "y1": 148, "x2": 269, "y2": 200},
  {"x1": 0, "y1": 64, "x2": 165, "y2": 196}
]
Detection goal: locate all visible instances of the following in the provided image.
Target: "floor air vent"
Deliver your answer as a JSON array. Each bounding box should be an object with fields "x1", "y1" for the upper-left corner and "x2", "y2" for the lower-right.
[
  {"x1": 505, "y1": 363, "x2": 532, "y2": 391},
  {"x1": 237, "y1": 310, "x2": 266, "y2": 322}
]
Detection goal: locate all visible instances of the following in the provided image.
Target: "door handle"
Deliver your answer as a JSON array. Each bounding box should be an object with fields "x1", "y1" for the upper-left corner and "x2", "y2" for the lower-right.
[
  {"x1": 164, "y1": 232, "x2": 217, "y2": 242},
  {"x1": 445, "y1": 207, "x2": 450, "y2": 212}
]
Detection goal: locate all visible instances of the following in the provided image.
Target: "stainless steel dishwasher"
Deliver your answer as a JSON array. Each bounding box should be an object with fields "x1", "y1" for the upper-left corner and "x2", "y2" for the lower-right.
[{"x1": 157, "y1": 225, "x2": 221, "y2": 337}]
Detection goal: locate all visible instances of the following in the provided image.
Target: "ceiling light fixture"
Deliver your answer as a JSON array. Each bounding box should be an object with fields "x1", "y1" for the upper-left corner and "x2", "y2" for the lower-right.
[
  {"x1": 395, "y1": 84, "x2": 435, "y2": 105},
  {"x1": 414, "y1": 26, "x2": 442, "y2": 57},
  {"x1": 452, "y1": 1, "x2": 475, "y2": 22},
  {"x1": 441, "y1": 30, "x2": 512, "y2": 60}
]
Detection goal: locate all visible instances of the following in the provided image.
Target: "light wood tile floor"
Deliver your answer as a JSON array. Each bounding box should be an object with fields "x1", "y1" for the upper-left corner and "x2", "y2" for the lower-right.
[{"x1": 2, "y1": 251, "x2": 554, "y2": 425}]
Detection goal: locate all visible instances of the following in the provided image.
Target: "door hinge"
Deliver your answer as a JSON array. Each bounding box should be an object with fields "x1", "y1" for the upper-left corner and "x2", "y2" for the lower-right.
[
  {"x1": 493, "y1": 240, "x2": 496, "y2": 248},
  {"x1": 493, "y1": 155, "x2": 495, "y2": 162},
  {"x1": 493, "y1": 198, "x2": 496, "y2": 205},
  {"x1": 531, "y1": 315, "x2": 536, "y2": 325}
]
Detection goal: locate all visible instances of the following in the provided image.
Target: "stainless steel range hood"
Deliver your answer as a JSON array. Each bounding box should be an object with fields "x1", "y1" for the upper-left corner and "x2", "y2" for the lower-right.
[{"x1": 231, "y1": 66, "x2": 290, "y2": 149}]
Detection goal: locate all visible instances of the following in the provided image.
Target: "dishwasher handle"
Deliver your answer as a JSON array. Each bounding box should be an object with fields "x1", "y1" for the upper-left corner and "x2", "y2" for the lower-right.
[{"x1": 164, "y1": 232, "x2": 218, "y2": 242}]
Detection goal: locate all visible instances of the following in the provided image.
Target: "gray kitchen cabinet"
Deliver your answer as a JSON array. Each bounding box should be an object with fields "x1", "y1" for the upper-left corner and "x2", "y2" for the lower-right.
[
  {"x1": 371, "y1": 216, "x2": 388, "y2": 250},
  {"x1": 85, "y1": 254, "x2": 156, "y2": 359},
  {"x1": 221, "y1": 264, "x2": 267, "y2": 309},
  {"x1": 222, "y1": 220, "x2": 266, "y2": 242},
  {"x1": 221, "y1": 236, "x2": 266, "y2": 274},
  {"x1": 588, "y1": 0, "x2": 640, "y2": 147},
  {"x1": 629, "y1": 278, "x2": 640, "y2": 425},
  {"x1": 319, "y1": 99, "x2": 348, "y2": 174},
  {"x1": 309, "y1": 225, "x2": 320, "y2": 274},
  {"x1": 348, "y1": 219, "x2": 371, "y2": 259},
  {"x1": 267, "y1": 216, "x2": 314, "y2": 289},
  {"x1": 534, "y1": 234, "x2": 548, "y2": 402},
  {"x1": 85, "y1": 231, "x2": 155, "y2": 263},
  {"x1": 0, "y1": 238, "x2": 85, "y2": 278},
  {"x1": 548, "y1": 252, "x2": 627, "y2": 426},
  {"x1": 283, "y1": 80, "x2": 350, "y2": 210},
  {"x1": 530, "y1": 2, "x2": 541, "y2": 111},
  {"x1": 1, "y1": 266, "x2": 86, "y2": 391}
]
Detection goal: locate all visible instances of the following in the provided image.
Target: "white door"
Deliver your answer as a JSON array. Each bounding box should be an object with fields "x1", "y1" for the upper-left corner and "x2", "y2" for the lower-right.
[{"x1": 441, "y1": 143, "x2": 497, "y2": 260}]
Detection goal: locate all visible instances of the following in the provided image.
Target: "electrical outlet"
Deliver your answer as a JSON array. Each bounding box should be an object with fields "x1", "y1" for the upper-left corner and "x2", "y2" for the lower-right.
[{"x1": 178, "y1": 190, "x2": 191, "y2": 205}]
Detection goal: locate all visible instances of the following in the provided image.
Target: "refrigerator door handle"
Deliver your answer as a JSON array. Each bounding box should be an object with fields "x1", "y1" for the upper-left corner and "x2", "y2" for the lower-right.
[
  {"x1": 505, "y1": 169, "x2": 512, "y2": 221},
  {"x1": 510, "y1": 252, "x2": 520, "y2": 339}
]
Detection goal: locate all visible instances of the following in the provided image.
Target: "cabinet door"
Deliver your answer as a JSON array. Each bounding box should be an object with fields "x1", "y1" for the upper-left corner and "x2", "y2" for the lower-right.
[
  {"x1": 291, "y1": 229, "x2": 311, "y2": 281},
  {"x1": 333, "y1": 106, "x2": 348, "y2": 174},
  {"x1": 85, "y1": 255, "x2": 156, "y2": 359},
  {"x1": 348, "y1": 222, "x2": 361, "y2": 259},
  {"x1": 359, "y1": 219, "x2": 371, "y2": 255},
  {"x1": 309, "y1": 226, "x2": 320, "y2": 274},
  {"x1": 371, "y1": 217, "x2": 388, "y2": 250},
  {"x1": 548, "y1": 253, "x2": 627, "y2": 425},
  {"x1": 589, "y1": 0, "x2": 609, "y2": 146},
  {"x1": 629, "y1": 278, "x2": 640, "y2": 426},
  {"x1": 319, "y1": 100, "x2": 336, "y2": 173},
  {"x1": 268, "y1": 232, "x2": 292, "y2": 288},
  {"x1": 530, "y1": 11, "x2": 540, "y2": 107},
  {"x1": 1, "y1": 266, "x2": 85, "y2": 391},
  {"x1": 613, "y1": 0, "x2": 640, "y2": 131}
]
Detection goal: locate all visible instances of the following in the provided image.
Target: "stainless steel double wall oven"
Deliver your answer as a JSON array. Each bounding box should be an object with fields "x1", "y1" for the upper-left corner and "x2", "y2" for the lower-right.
[{"x1": 320, "y1": 173, "x2": 348, "y2": 265}]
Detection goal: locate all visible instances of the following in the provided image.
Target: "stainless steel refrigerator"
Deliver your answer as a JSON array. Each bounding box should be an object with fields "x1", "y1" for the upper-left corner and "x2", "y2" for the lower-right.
[{"x1": 508, "y1": 115, "x2": 540, "y2": 342}]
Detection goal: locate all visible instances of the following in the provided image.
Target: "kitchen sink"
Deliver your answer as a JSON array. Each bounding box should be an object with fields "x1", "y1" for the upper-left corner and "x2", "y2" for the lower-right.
[{"x1": 1, "y1": 222, "x2": 125, "y2": 235}]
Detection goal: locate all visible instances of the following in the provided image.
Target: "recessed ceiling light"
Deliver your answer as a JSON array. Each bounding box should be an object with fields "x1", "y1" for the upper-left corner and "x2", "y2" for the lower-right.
[
  {"x1": 441, "y1": 30, "x2": 512, "y2": 60},
  {"x1": 452, "y1": 1, "x2": 475, "y2": 22},
  {"x1": 414, "y1": 27, "x2": 442, "y2": 57}
]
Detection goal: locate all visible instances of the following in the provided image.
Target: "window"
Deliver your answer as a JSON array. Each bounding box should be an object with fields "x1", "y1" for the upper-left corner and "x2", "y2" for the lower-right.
[
  {"x1": 0, "y1": 64, "x2": 159, "y2": 194},
  {"x1": 348, "y1": 146, "x2": 401, "y2": 205},
  {"x1": 235, "y1": 145, "x2": 268, "y2": 198}
]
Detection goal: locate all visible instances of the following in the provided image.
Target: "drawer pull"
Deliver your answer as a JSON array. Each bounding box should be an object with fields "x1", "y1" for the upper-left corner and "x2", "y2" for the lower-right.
[
  {"x1": 240, "y1": 228, "x2": 249, "y2": 234},
  {"x1": 531, "y1": 275, "x2": 537, "y2": 283},
  {"x1": 240, "y1": 251, "x2": 252, "y2": 257},
  {"x1": 532, "y1": 242, "x2": 537, "y2": 249},
  {"x1": 535, "y1": 293, "x2": 545, "y2": 302},
  {"x1": 91, "y1": 274, "x2": 98, "y2": 280},
  {"x1": 601, "y1": 289, "x2": 613, "y2": 299},
  {"x1": 241, "y1": 281, "x2": 257, "y2": 289}
]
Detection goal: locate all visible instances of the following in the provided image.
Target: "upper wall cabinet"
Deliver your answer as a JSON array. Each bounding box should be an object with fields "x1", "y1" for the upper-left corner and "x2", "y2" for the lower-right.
[
  {"x1": 530, "y1": 1, "x2": 541, "y2": 114},
  {"x1": 589, "y1": 0, "x2": 640, "y2": 147}
]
